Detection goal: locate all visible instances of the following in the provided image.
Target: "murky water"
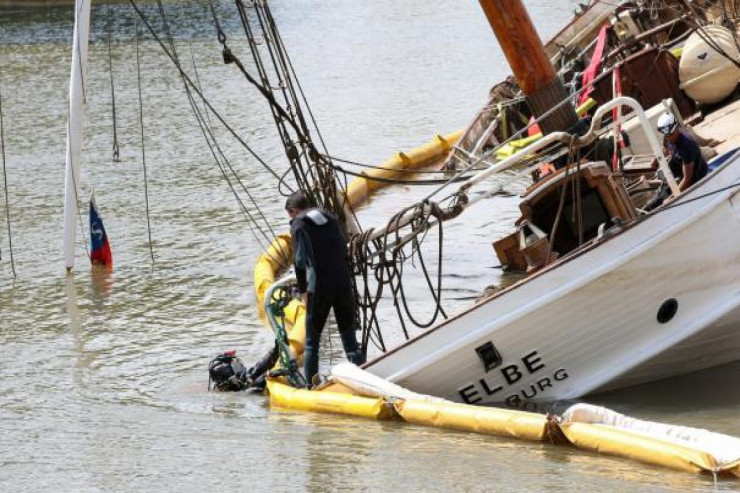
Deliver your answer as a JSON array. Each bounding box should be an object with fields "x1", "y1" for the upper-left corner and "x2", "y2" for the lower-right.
[{"x1": 1, "y1": 1, "x2": 739, "y2": 490}]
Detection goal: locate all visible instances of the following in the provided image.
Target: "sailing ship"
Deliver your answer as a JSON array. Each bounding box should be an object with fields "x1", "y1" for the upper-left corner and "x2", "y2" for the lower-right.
[
  {"x1": 360, "y1": 0, "x2": 740, "y2": 405},
  {"x1": 60, "y1": 0, "x2": 740, "y2": 406}
]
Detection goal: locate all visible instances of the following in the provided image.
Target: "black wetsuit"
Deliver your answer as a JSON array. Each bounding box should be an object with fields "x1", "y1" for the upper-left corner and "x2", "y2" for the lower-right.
[{"x1": 290, "y1": 209, "x2": 363, "y2": 386}]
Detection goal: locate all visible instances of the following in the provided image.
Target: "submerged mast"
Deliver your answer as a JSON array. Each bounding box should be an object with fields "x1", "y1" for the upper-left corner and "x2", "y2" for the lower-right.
[
  {"x1": 62, "y1": 0, "x2": 92, "y2": 271},
  {"x1": 478, "y1": 0, "x2": 578, "y2": 134}
]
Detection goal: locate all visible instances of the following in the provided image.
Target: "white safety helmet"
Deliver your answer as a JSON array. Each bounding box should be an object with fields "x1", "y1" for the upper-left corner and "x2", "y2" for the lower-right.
[{"x1": 657, "y1": 112, "x2": 679, "y2": 136}]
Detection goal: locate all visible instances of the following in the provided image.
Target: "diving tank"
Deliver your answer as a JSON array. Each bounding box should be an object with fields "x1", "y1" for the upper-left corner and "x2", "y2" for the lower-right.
[{"x1": 679, "y1": 25, "x2": 740, "y2": 105}]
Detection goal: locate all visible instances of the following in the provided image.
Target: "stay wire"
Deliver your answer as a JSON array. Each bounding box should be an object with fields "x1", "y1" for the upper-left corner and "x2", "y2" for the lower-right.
[
  {"x1": 0, "y1": 90, "x2": 16, "y2": 278},
  {"x1": 128, "y1": 0, "x2": 286, "y2": 185},
  {"x1": 134, "y1": 16, "x2": 156, "y2": 266},
  {"x1": 327, "y1": 153, "x2": 474, "y2": 174},
  {"x1": 235, "y1": 0, "x2": 318, "y2": 198},
  {"x1": 233, "y1": 0, "x2": 357, "y2": 232},
  {"x1": 254, "y1": 0, "x2": 363, "y2": 231},
  {"x1": 185, "y1": 38, "x2": 285, "y2": 254},
  {"x1": 333, "y1": 164, "x2": 475, "y2": 185},
  {"x1": 106, "y1": 3, "x2": 120, "y2": 163},
  {"x1": 181, "y1": 6, "x2": 289, "y2": 264},
  {"x1": 162, "y1": 2, "x2": 289, "y2": 264},
  {"x1": 255, "y1": 2, "x2": 313, "y2": 141},
  {"x1": 250, "y1": 0, "x2": 327, "y2": 207},
  {"x1": 134, "y1": 0, "x2": 293, "y2": 265},
  {"x1": 260, "y1": 0, "x2": 362, "y2": 236},
  {"x1": 267, "y1": 2, "x2": 330, "y2": 156}
]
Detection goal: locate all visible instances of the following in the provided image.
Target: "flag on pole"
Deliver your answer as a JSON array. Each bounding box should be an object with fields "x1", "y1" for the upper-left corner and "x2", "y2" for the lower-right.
[{"x1": 89, "y1": 194, "x2": 113, "y2": 269}]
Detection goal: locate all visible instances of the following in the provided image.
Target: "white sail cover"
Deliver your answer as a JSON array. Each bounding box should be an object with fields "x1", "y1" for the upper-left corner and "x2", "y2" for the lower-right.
[{"x1": 331, "y1": 363, "x2": 447, "y2": 402}]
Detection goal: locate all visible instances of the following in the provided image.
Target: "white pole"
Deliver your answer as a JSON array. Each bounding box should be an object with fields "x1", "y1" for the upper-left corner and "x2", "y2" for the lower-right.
[{"x1": 63, "y1": 0, "x2": 92, "y2": 271}]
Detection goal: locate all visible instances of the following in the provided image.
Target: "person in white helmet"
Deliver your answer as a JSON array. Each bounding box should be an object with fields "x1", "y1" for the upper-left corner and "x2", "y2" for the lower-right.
[{"x1": 646, "y1": 112, "x2": 708, "y2": 211}]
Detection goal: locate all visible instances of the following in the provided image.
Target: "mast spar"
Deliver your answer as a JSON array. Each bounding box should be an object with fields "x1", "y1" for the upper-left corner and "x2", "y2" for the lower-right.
[
  {"x1": 478, "y1": 0, "x2": 579, "y2": 134},
  {"x1": 63, "y1": 0, "x2": 92, "y2": 271}
]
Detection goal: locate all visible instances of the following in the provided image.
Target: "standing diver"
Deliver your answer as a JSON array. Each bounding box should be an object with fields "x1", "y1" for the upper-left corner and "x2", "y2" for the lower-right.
[
  {"x1": 208, "y1": 191, "x2": 364, "y2": 391},
  {"x1": 286, "y1": 191, "x2": 364, "y2": 387}
]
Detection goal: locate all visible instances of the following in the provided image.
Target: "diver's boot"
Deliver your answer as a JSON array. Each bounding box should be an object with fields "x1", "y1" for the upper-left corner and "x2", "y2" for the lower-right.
[{"x1": 346, "y1": 350, "x2": 366, "y2": 366}]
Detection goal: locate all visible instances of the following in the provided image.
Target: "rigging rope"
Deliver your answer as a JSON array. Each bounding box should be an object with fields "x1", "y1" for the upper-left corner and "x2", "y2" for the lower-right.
[
  {"x1": 228, "y1": 0, "x2": 361, "y2": 233},
  {"x1": 129, "y1": 0, "x2": 291, "y2": 265},
  {"x1": 134, "y1": 16, "x2": 156, "y2": 266},
  {"x1": 0, "y1": 89, "x2": 17, "y2": 278},
  {"x1": 332, "y1": 164, "x2": 475, "y2": 185},
  {"x1": 350, "y1": 199, "x2": 451, "y2": 351},
  {"x1": 326, "y1": 153, "x2": 480, "y2": 174},
  {"x1": 177, "y1": 3, "x2": 290, "y2": 264},
  {"x1": 128, "y1": 0, "x2": 285, "y2": 184},
  {"x1": 106, "y1": 2, "x2": 121, "y2": 163}
]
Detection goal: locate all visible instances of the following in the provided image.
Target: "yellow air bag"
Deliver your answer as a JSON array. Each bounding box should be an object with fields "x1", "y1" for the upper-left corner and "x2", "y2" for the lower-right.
[
  {"x1": 394, "y1": 399, "x2": 548, "y2": 442},
  {"x1": 267, "y1": 379, "x2": 394, "y2": 420},
  {"x1": 560, "y1": 422, "x2": 722, "y2": 474},
  {"x1": 345, "y1": 130, "x2": 462, "y2": 206}
]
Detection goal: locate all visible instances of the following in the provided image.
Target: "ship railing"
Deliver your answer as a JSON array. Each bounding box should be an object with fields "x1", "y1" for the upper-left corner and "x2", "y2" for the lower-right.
[{"x1": 367, "y1": 97, "x2": 678, "y2": 244}]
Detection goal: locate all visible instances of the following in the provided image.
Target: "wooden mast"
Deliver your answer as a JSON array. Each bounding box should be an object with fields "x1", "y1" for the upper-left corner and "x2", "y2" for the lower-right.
[{"x1": 479, "y1": 0, "x2": 578, "y2": 134}]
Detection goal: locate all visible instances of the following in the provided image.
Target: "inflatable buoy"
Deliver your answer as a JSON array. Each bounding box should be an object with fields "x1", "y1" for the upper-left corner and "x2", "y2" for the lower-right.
[{"x1": 679, "y1": 26, "x2": 740, "y2": 104}]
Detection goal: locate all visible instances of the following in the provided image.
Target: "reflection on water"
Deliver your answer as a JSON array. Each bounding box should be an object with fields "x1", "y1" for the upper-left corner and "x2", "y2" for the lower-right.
[{"x1": 0, "y1": 0, "x2": 738, "y2": 490}]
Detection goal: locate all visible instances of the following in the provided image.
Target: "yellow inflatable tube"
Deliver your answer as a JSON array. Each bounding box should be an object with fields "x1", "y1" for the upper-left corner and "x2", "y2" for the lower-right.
[
  {"x1": 267, "y1": 379, "x2": 395, "y2": 420},
  {"x1": 560, "y1": 422, "x2": 740, "y2": 476},
  {"x1": 344, "y1": 131, "x2": 463, "y2": 206},
  {"x1": 394, "y1": 399, "x2": 548, "y2": 442},
  {"x1": 266, "y1": 377, "x2": 740, "y2": 477},
  {"x1": 254, "y1": 233, "x2": 292, "y2": 317}
]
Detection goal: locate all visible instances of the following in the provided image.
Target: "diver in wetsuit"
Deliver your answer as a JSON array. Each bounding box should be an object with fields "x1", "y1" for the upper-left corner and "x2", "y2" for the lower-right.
[{"x1": 286, "y1": 191, "x2": 364, "y2": 387}]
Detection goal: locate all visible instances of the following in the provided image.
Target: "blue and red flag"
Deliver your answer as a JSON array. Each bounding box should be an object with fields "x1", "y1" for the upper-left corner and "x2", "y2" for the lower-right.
[{"x1": 89, "y1": 195, "x2": 113, "y2": 269}]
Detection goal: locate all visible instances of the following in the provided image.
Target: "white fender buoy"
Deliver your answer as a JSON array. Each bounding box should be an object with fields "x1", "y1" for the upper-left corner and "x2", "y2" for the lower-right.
[{"x1": 679, "y1": 25, "x2": 740, "y2": 105}]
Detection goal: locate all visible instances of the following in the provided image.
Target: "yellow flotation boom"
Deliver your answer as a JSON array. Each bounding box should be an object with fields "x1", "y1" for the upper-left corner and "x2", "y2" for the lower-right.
[{"x1": 266, "y1": 375, "x2": 740, "y2": 478}]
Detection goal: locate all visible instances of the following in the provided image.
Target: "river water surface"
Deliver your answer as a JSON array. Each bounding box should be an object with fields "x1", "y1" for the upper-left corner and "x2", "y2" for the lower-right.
[{"x1": 1, "y1": 1, "x2": 740, "y2": 491}]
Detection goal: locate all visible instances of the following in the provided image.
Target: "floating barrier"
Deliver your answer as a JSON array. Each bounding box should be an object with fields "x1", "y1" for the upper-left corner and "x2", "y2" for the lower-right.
[
  {"x1": 267, "y1": 379, "x2": 394, "y2": 420},
  {"x1": 266, "y1": 365, "x2": 740, "y2": 478},
  {"x1": 393, "y1": 399, "x2": 549, "y2": 442},
  {"x1": 344, "y1": 131, "x2": 463, "y2": 206},
  {"x1": 560, "y1": 404, "x2": 740, "y2": 476}
]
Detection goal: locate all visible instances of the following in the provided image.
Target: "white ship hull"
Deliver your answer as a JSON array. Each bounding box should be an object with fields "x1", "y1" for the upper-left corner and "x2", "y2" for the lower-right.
[{"x1": 366, "y1": 150, "x2": 740, "y2": 405}]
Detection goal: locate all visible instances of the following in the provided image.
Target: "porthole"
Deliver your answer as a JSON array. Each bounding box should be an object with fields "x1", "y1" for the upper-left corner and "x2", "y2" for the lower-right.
[{"x1": 657, "y1": 298, "x2": 678, "y2": 324}]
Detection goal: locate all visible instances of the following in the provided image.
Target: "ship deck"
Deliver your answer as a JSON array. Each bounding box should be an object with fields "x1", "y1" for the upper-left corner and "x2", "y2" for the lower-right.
[{"x1": 696, "y1": 99, "x2": 740, "y2": 155}]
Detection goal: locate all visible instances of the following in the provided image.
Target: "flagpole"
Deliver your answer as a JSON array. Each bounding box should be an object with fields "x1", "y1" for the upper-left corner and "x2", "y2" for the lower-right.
[{"x1": 63, "y1": 0, "x2": 92, "y2": 271}]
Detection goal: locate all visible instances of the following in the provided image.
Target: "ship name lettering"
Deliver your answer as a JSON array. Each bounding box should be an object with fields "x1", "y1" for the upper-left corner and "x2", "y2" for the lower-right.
[
  {"x1": 505, "y1": 368, "x2": 569, "y2": 408},
  {"x1": 457, "y1": 350, "x2": 550, "y2": 404}
]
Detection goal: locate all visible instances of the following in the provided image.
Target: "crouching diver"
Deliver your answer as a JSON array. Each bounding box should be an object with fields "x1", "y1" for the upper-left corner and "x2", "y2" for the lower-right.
[
  {"x1": 646, "y1": 112, "x2": 709, "y2": 211},
  {"x1": 286, "y1": 190, "x2": 365, "y2": 388},
  {"x1": 208, "y1": 345, "x2": 279, "y2": 392}
]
